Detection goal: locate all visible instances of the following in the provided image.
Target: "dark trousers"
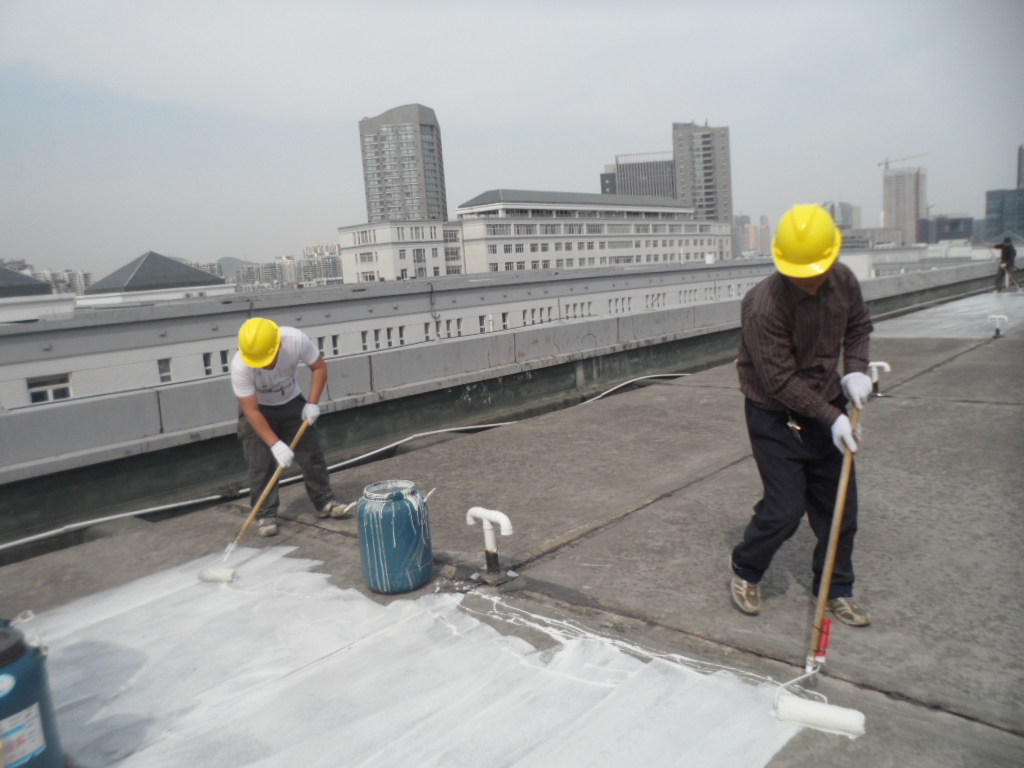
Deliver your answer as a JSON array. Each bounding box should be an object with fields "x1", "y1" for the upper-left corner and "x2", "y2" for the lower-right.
[
  {"x1": 237, "y1": 395, "x2": 334, "y2": 519},
  {"x1": 996, "y1": 262, "x2": 1017, "y2": 290},
  {"x1": 732, "y1": 398, "x2": 858, "y2": 599}
]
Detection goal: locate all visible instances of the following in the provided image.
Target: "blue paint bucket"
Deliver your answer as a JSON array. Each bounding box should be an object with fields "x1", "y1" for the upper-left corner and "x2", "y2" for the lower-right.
[
  {"x1": 358, "y1": 480, "x2": 433, "y2": 594},
  {"x1": 0, "y1": 622, "x2": 64, "y2": 768}
]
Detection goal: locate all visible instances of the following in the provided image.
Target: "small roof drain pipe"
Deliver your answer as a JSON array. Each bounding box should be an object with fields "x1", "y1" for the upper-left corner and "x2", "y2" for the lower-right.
[
  {"x1": 868, "y1": 361, "x2": 891, "y2": 397},
  {"x1": 989, "y1": 314, "x2": 1008, "y2": 338},
  {"x1": 466, "y1": 507, "x2": 514, "y2": 573}
]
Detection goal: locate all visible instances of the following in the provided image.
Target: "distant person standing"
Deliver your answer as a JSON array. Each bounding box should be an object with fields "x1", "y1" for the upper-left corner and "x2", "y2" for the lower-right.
[
  {"x1": 992, "y1": 237, "x2": 1017, "y2": 291},
  {"x1": 730, "y1": 204, "x2": 874, "y2": 627},
  {"x1": 231, "y1": 318, "x2": 347, "y2": 536}
]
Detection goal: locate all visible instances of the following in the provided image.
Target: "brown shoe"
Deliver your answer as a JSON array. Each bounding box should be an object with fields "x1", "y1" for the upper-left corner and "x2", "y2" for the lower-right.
[
  {"x1": 828, "y1": 597, "x2": 871, "y2": 627},
  {"x1": 731, "y1": 574, "x2": 762, "y2": 615}
]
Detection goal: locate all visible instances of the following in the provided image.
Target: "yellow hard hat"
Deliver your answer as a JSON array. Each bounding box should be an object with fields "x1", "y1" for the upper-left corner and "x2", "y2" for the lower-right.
[
  {"x1": 772, "y1": 204, "x2": 842, "y2": 278},
  {"x1": 238, "y1": 318, "x2": 281, "y2": 368}
]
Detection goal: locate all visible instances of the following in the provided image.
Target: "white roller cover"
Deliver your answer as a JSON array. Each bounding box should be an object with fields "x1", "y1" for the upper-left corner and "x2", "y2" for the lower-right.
[{"x1": 774, "y1": 693, "x2": 865, "y2": 739}]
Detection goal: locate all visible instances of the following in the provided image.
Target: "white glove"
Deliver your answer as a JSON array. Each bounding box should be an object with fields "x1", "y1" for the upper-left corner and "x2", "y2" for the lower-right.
[
  {"x1": 841, "y1": 372, "x2": 873, "y2": 410},
  {"x1": 831, "y1": 415, "x2": 858, "y2": 454},
  {"x1": 301, "y1": 402, "x2": 321, "y2": 426},
  {"x1": 270, "y1": 440, "x2": 294, "y2": 468}
]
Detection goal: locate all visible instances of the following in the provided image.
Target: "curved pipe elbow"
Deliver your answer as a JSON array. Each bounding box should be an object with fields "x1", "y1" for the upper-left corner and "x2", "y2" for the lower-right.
[{"x1": 466, "y1": 506, "x2": 514, "y2": 536}]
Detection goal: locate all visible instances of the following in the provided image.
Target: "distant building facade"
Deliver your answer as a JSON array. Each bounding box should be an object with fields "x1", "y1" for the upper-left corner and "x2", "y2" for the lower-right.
[
  {"x1": 336, "y1": 221, "x2": 462, "y2": 282},
  {"x1": 821, "y1": 201, "x2": 862, "y2": 230},
  {"x1": 186, "y1": 262, "x2": 223, "y2": 278},
  {"x1": 359, "y1": 104, "x2": 447, "y2": 223},
  {"x1": 672, "y1": 122, "x2": 732, "y2": 225},
  {"x1": 732, "y1": 214, "x2": 771, "y2": 258},
  {"x1": 840, "y1": 227, "x2": 906, "y2": 250},
  {"x1": 600, "y1": 166, "x2": 617, "y2": 194},
  {"x1": 759, "y1": 216, "x2": 771, "y2": 256},
  {"x1": 733, "y1": 214, "x2": 751, "y2": 257},
  {"x1": 986, "y1": 188, "x2": 1024, "y2": 240},
  {"x1": 235, "y1": 253, "x2": 343, "y2": 291},
  {"x1": 600, "y1": 122, "x2": 733, "y2": 227},
  {"x1": 458, "y1": 190, "x2": 731, "y2": 274},
  {"x1": 610, "y1": 153, "x2": 676, "y2": 198},
  {"x1": 883, "y1": 167, "x2": 927, "y2": 245},
  {"x1": 336, "y1": 190, "x2": 732, "y2": 283},
  {"x1": 28, "y1": 269, "x2": 94, "y2": 295},
  {"x1": 303, "y1": 242, "x2": 342, "y2": 258},
  {"x1": 1018, "y1": 143, "x2": 1023, "y2": 190},
  {"x1": 918, "y1": 215, "x2": 974, "y2": 244}
]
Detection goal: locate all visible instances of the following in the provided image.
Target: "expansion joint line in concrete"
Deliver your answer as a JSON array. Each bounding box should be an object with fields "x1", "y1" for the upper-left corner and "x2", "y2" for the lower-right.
[
  {"x1": 883, "y1": 337, "x2": 994, "y2": 396},
  {"x1": 884, "y1": 395, "x2": 1024, "y2": 407},
  {"x1": 510, "y1": 585, "x2": 1024, "y2": 740},
  {"x1": 284, "y1": 515, "x2": 358, "y2": 541},
  {"x1": 509, "y1": 452, "x2": 754, "y2": 573}
]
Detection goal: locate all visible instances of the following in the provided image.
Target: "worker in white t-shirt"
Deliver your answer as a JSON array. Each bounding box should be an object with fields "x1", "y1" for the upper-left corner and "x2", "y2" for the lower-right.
[{"x1": 231, "y1": 318, "x2": 347, "y2": 536}]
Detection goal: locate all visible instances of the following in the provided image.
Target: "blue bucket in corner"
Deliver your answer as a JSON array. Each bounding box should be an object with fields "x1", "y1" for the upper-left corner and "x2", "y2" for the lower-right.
[
  {"x1": 0, "y1": 621, "x2": 64, "y2": 768},
  {"x1": 358, "y1": 480, "x2": 433, "y2": 594}
]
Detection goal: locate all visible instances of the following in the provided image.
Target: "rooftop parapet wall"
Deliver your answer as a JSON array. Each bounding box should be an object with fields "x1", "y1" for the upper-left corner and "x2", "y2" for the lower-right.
[{"x1": 0, "y1": 261, "x2": 996, "y2": 486}]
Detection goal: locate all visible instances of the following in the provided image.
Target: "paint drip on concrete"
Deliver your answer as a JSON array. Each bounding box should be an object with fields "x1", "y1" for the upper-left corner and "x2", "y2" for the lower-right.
[{"x1": 32, "y1": 547, "x2": 800, "y2": 767}]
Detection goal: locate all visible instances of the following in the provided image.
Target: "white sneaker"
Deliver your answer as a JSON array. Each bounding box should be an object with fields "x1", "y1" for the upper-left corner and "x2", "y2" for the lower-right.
[{"x1": 257, "y1": 518, "x2": 279, "y2": 537}]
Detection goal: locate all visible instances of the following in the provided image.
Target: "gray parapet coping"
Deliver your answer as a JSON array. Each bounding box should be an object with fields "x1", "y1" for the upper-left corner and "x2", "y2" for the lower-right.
[{"x1": 0, "y1": 261, "x2": 996, "y2": 485}]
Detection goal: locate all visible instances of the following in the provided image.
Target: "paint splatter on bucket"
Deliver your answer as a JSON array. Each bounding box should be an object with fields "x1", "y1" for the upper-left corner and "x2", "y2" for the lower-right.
[
  {"x1": 0, "y1": 621, "x2": 64, "y2": 768},
  {"x1": 358, "y1": 480, "x2": 433, "y2": 594}
]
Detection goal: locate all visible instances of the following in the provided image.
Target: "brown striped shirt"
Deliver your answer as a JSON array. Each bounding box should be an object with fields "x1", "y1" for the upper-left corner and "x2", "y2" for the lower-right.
[{"x1": 736, "y1": 261, "x2": 872, "y2": 426}]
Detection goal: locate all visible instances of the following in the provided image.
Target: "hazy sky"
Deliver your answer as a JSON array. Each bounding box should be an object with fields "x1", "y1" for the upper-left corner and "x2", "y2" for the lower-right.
[{"x1": 2, "y1": 0, "x2": 1022, "y2": 276}]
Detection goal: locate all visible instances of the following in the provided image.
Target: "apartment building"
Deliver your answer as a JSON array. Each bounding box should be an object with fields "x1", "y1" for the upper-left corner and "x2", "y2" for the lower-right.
[
  {"x1": 883, "y1": 167, "x2": 927, "y2": 245},
  {"x1": 359, "y1": 104, "x2": 447, "y2": 223},
  {"x1": 672, "y1": 122, "x2": 732, "y2": 224}
]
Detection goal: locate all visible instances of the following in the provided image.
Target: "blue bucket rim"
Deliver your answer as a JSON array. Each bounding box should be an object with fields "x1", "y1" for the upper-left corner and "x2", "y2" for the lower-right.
[{"x1": 363, "y1": 479, "x2": 419, "y2": 502}]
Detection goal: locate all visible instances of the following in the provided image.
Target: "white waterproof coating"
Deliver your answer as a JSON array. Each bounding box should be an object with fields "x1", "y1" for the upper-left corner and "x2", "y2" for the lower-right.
[
  {"x1": 230, "y1": 326, "x2": 320, "y2": 406},
  {"x1": 37, "y1": 548, "x2": 803, "y2": 766}
]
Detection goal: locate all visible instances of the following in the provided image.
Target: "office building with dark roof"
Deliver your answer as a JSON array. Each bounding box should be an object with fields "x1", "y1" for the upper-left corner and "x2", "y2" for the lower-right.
[{"x1": 337, "y1": 190, "x2": 733, "y2": 282}]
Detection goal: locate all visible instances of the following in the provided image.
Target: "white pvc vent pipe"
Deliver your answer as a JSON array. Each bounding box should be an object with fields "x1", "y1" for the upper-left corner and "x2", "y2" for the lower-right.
[{"x1": 466, "y1": 507, "x2": 513, "y2": 573}]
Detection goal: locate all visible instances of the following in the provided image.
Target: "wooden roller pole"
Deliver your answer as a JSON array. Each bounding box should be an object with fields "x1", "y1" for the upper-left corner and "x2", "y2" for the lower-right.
[
  {"x1": 806, "y1": 407, "x2": 861, "y2": 671},
  {"x1": 232, "y1": 419, "x2": 310, "y2": 548}
]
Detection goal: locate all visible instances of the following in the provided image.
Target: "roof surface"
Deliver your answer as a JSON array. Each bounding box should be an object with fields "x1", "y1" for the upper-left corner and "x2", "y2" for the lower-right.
[
  {"x1": 0, "y1": 266, "x2": 52, "y2": 298},
  {"x1": 458, "y1": 189, "x2": 688, "y2": 209},
  {"x1": 86, "y1": 251, "x2": 226, "y2": 294}
]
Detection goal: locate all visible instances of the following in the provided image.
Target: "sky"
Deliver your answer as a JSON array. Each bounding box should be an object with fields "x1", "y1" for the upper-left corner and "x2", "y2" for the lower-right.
[{"x1": 1, "y1": 0, "x2": 1022, "y2": 276}]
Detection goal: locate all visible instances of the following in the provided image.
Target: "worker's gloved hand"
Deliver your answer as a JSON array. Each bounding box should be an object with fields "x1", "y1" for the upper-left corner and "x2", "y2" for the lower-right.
[
  {"x1": 270, "y1": 441, "x2": 294, "y2": 468},
  {"x1": 841, "y1": 372, "x2": 873, "y2": 410},
  {"x1": 301, "y1": 402, "x2": 321, "y2": 426},
  {"x1": 831, "y1": 415, "x2": 858, "y2": 454}
]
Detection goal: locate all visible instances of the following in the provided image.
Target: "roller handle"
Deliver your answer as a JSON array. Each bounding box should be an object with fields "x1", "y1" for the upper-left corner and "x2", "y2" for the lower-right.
[
  {"x1": 806, "y1": 407, "x2": 860, "y2": 671},
  {"x1": 229, "y1": 419, "x2": 310, "y2": 552}
]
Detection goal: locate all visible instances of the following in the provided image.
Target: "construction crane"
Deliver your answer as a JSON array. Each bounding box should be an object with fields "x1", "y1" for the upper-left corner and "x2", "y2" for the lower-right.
[{"x1": 878, "y1": 154, "x2": 927, "y2": 170}]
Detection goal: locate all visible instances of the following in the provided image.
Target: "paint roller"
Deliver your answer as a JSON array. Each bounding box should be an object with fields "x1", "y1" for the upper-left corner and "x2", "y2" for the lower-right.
[
  {"x1": 771, "y1": 666, "x2": 865, "y2": 738},
  {"x1": 773, "y1": 407, "x2": 866, "y2": 739},
  {"x1": 775, "y1": 692, "x2": 865, "y2": 738},
  {"x1": 199, "y1": 420, "x2": 310, "y2": 583}
]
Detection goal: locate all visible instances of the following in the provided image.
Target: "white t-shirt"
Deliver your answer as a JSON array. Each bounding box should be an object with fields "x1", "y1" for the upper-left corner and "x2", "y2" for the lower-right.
[{"x1": 230, "y1": 326, "x2": 321, "y2": 406}]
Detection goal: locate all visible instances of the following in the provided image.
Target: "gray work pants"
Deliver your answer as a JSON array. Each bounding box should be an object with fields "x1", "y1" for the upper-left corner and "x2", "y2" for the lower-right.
[{"x1": 237, "y1": 395, "x2": 334, "y2": 520}]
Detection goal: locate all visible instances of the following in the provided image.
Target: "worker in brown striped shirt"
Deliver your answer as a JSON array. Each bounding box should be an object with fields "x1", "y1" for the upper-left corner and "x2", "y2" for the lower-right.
[{"x1": 730, "y1": 204, "x2": 874, "y2": 627}]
